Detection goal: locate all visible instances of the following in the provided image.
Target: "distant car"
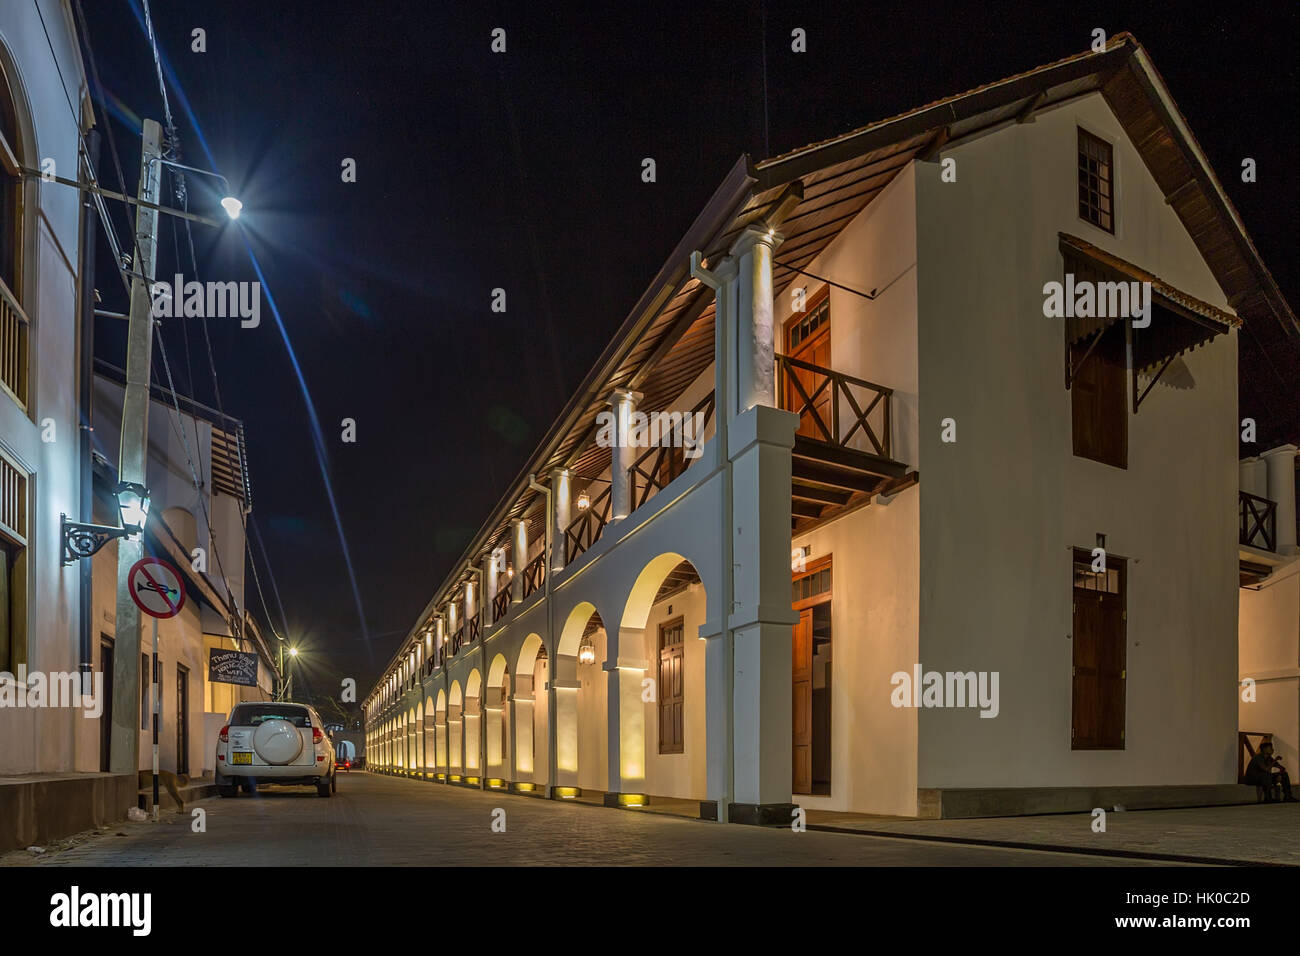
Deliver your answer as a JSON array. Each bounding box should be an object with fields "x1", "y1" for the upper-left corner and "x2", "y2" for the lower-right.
[
  {"x1": 334, "y1": 756, "x2": 352, "y2": 772},
  {"x1": 215, "y1": 702, "x2": 337, "y2": 797},
  {"x1": 334, "y1": 738, "x2": 356, "y2": 773}
]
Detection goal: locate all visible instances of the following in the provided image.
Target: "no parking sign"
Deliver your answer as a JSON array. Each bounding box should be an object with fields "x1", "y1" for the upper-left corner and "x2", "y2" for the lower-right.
[{"x1": 128, "y1": 557, "x2": 186, "y2": 619}]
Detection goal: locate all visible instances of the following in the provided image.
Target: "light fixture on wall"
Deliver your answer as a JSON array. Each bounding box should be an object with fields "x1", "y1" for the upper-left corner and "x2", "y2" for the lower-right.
[
  {"x1": 578, "y1": 633, "x2": 596, "y2": 665},
  {"x1": 791, "y1": 545, "x2": 809, "y2": 573},
  {"x1": 577, "y1": 492, "x2": 591, "y2": 510},
  {"x1": 506, "y1": 563, "x2": 514, "y2": 578},
  {"x1": 60, "y1": 480, "x2": 153, "y2": 565}
]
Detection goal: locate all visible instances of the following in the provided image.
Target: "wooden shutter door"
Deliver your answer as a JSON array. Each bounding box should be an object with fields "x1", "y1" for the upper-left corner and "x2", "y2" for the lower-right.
[
  {"x1": 1071, "y1": 592, "x2": 1101, "y2": 748},
  {"x1": 792, "y1": 609, "x2": 813, "y2": 793},
  {"x1": 1098, "y1": 586, "x2": 1126, "y2": 748}
]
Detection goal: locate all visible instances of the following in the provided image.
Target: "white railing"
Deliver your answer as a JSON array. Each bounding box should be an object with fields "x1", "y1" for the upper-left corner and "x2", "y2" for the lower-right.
[{"x1": 0, "y1": 277, "x2": 29, "y2": 410}]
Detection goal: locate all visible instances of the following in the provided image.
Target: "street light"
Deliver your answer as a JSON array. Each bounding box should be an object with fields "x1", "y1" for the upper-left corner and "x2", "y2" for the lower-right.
[
  {"x1": 220, "y1": 196, "x2": 243, "y2": 220},
  {"x1": 60, "y1": 480, "x2": 152, "y2": 565}
]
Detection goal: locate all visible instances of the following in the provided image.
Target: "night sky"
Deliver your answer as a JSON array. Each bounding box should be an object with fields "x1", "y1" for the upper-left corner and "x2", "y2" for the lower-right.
[{"x1": 79, "y1": 1, "x2": 1300, "y2": 700}]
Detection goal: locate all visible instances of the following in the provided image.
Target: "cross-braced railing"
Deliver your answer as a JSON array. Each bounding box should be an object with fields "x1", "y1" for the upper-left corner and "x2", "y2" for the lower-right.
[
  {"x1": 777, "y1": 353, "x2": 892, "y2": 458},
  {"x1": 628, "y1": 392, "x2": 716, "y2": 510},
  {"x1": 522, "y1": 552, "x2": 546, "y2": 599},
  {"x1": 1240, "y1": 490, "x2": 1277, "y2": 551},
  {"x1": 564, "y1": 483, "x2": 612, "y2": 564},
  {"x1": 492, "y1": 586, "x2": 511, "y2": 622}
]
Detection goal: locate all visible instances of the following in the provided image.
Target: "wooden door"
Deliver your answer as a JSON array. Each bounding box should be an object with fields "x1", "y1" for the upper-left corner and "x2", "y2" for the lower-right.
[
  {"x1": 784, "y1": 291, "x2": 832, "y2": 441},
  {"x1": 792, "y1": 608, "x2": 813, "y2": 794},
  {"x1": 1071, "y1": 553, "x2": 1126, "y2": 748},
  {"x1": 658, "y1": 619, "x2": 684, "y2": 754},
  {"x1": 99, "y1": 638, "x2": 114, "y2": 772},
  {"x1": 175, "y1": 665, "x2": 190, "y2": 774}
]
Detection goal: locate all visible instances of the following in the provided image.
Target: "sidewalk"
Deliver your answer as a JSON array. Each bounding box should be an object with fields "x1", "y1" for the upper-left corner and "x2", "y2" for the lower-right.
[{"x1": 806, "y1": 802, "x2": 1300, "y2": 865}]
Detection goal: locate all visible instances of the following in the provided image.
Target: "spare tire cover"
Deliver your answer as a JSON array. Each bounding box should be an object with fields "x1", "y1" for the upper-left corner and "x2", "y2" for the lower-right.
[{"x1": 253, "y1": 719, "x2": 303, "y2": 765}]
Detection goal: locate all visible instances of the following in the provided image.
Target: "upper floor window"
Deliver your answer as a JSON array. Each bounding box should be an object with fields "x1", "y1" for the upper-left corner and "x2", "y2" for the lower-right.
[
  {"x1": 1078, "y1": 128, "x2": 1114, "y2": 234},
  {"x1": 0, "y1": 60, "x2": 25, "y2": 408}
]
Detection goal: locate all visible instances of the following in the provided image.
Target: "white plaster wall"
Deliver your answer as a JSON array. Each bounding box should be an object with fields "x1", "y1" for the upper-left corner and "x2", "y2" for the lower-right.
[
  {"x1": 639, "y1": 582, "x2": 708, "y2": 799},
  {"x1": 914, "y1": 92, "x2": 1239, "y2": 788},
  {"x1": 1239, "y1": 563, "x2": 1300, "y2": 773},
  {"x1": 791, "y1": 487, "x2": 920, "y2": 816},
  {"x1": 0, "y1": 3, "x2": 93, "y2": 776}
]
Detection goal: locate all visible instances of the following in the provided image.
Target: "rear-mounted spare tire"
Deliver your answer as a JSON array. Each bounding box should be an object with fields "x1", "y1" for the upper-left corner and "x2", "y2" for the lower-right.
[{"x1": 252, "y1": 718, "x2": 303, "y2": 765}]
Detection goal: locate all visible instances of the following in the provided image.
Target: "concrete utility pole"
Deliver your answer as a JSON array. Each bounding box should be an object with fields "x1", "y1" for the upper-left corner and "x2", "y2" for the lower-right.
[{"x1": 110, "y1": 119, "x2": 163, "y2": 775}]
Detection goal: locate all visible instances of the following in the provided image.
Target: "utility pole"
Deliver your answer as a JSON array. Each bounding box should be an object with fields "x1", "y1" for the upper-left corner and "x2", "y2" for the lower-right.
[{"x1": 110, "y1": 119, "x2": 163, "y2": 775}]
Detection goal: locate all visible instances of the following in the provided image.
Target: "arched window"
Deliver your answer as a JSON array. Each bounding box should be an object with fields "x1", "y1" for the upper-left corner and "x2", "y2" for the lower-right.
[{"x1": 0, "y1": 56, "x2": 26, "y2": 407}]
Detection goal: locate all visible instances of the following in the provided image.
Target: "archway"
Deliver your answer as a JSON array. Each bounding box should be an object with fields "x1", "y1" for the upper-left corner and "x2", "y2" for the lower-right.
[
  {"x1": 486, "y1": 654, "x2": 510, "y2": 785},
  {"x1": 424, "y1": 695, "x2": 436, "y2": 772},
  {"x1": 618, "y1": 555, "x2": 707, "y2": 801},
  {"x1": 435, "y1": 689, "x2": 448, "y2": 774},
  {"x1": 464, "y1": 669, "x2": 483, "y2": 776},
  {"x1": 557, "y1": 603, "x2": 609, "y2": 793},
  {"x1": 514, "y1": 635, "x2": 547, "y2": 787},
  {"x1": 448, "y1": 681, "x2": 464, "y2": 774}
]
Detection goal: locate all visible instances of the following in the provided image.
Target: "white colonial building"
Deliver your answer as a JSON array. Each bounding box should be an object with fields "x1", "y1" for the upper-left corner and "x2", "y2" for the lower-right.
[{"x1": 365, "y1": 34, "x2": 1295, "y2": 821}]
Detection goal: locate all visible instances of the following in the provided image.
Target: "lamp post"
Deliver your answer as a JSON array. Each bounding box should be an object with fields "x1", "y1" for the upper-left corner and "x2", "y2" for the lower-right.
[{"x1": 39, "y1": 118, "x2": 243, "y2": 776}]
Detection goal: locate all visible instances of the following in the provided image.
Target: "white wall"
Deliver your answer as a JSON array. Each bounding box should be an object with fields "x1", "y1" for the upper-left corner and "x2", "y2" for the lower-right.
[
  {"x1": 914, "y1": 92, "x2": 1239, "y2": 789},
  {"x1": 1240, "y1": 562, "x2": 1300, "y2": 773},
  {"x1": 639, "y1": 581, "x2": 708, "y2": 800},
  {"x1": 0, "y1": 2, "x2": 93, "y2": 776}
]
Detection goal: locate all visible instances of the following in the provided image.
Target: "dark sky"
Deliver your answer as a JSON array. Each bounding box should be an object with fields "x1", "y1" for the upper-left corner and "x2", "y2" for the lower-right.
[{"x1": 80, "y1": 0, "x2": 1300, "y2": 699}]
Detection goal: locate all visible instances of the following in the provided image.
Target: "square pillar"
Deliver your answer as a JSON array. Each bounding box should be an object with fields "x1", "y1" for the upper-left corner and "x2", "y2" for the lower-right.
[
  {"x1": 511, "y1": 675, "x2": 534, "y2": 783},
  {"x1": 551, "y1": 654, "x2": 580, "y2": 792},
  {"x1": 604, "y1": 627, "x2": 648, "y2": 805}
]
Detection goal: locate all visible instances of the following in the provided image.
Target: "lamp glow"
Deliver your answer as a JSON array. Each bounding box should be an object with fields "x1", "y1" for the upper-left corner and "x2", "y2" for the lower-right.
[
  {"x1": 577, "y1": 633, "x2": 596, "y2": 665},
  {"x1": 289, "y1": 647, "x2": 299, "y2": 658},
  {"x1": 116, "y1": 481, "x2": 151, "y2": 533},
  {"x1": 220, "y1": 196, "x2": 243, "y2": 219},
  {"x1": 577, "y1": 492, "x2": 591, "y2": 510}
]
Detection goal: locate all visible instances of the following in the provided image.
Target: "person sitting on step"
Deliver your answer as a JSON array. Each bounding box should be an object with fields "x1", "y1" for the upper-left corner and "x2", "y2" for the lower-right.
[{"x1": 1244, "y1": 740, "x2": 1296, "y2": 803}]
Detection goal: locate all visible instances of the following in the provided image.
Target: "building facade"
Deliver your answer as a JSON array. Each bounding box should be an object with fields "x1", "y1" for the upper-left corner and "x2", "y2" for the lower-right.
[{"x1": 365, "y1": 35, "x2": 1295, "y2": 820}]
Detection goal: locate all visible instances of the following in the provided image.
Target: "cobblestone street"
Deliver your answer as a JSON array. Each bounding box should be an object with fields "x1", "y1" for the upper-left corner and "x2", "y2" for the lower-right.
[{"x1": 4, "y1": 771, "x2": 1179, "y2": 867}]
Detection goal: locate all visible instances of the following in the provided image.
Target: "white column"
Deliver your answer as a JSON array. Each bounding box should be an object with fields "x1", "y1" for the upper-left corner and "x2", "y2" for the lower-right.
[
  {"x1": 1263, "y1": 445, "x2": 1298, "y2": 553},
  {"x1": 608, "y1": 388, "x2": 641, "y2": 521},
  {"x1": 551, "y1": 468, "x2": 572, "y2": 572},
  {"x1": 512, "y1": 519, "x2": 527, "y2": 601},
  {"x1": 730, "y1": 225, "x2": 781, "y2": 413},
  {"x1": 552, "y1": 654, "x2": 580, "y2": 790},
  {"x1": 487, "y1": 551, "x2": 500, "y2": 625},
  {"x1": 511, "y1": 674, "x2": 532, "y2": 783}
]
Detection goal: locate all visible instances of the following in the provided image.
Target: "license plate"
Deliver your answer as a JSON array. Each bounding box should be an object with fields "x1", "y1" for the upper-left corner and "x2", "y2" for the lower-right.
[{"x1": 231, "y1": 751, "x2": 253, "y2": 765}]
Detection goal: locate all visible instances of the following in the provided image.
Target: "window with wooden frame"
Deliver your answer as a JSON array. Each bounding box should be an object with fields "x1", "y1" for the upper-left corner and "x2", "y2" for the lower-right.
[
  {"x1": 0, "y1": 59, "x2": 27, "y2": 409},
  {"x1": 0, "y1": 452, "x2": 26, "y2": 672},
  {"x1": 1071, "y1": 549, "x2": 1126, "y2": 750},
  {"x1": 1078, "y1": 128, "x2": 1115, "y2": 234},
  {"x1": 657, "y1": 617, "x2": 684, "y2": 754}
]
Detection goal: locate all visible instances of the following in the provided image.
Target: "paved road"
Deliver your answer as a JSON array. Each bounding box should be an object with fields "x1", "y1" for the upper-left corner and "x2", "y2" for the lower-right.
[{"x1": 19, "y1": 772, "x2": 1179, "y2": 866}]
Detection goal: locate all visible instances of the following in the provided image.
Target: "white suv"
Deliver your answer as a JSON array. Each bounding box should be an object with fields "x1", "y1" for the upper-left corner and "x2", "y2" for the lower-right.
[{"x1": 215, "y1": 702, "x2": 337, "y2": 797}]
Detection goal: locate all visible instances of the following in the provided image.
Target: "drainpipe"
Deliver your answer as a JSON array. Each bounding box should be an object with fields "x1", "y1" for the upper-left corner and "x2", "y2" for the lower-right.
[
  {"x1": 528, "y1": 473, "x2": 556, "y2": 795},
  {"x1": 690, "y1": 251, "x2": 734, "y2": 823},
  {"x1": 467, "y1": 564, "x2": 486, "y2": 786},
  {"x1": 76, "y1": 130, "x2": 100, "y2": 696}
]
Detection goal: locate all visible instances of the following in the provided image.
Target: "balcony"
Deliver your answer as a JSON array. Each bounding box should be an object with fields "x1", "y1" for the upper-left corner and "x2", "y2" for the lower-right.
[
  {"x1": 778, "y1": 354, "x2": 910, "y2": 531},
  {"x1": 521, "y1": 552, "x2": 546, "y2": 599},
  {"x1": 0, "y1": 278, "x2": 29, "y2": 409},
  {"x1": 1239, "y1": 491, "x2": 1277, "y2": 552},
  {"x1": 492, "y1": 586, "x2": 511, "y2": 622}
]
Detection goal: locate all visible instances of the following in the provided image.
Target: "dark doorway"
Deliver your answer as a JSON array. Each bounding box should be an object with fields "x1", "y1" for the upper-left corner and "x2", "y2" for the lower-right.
[
  {"x1": 1071, "y1": 549, "x2": 1127, "y2": 749},
  {"x1": 175, "y1": 664, "x2": 190, "y2": 775},
  {"x1": 99, "y1": 636, "x2": 114, "y2": 772},
  {"x1": 792, "y1": 556, "x2": 832, "y2": 795}
]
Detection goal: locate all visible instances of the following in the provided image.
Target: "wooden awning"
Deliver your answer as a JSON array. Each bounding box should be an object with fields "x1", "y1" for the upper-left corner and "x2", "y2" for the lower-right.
[{"x1": 1060, "y1": 233, "x2": 1239, "y2": 372}]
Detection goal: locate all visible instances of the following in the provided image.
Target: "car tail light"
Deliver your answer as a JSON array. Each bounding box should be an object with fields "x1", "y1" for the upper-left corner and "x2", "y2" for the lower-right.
[
  {"x1": 346, "y1": 761, "x2": 351, "y2": 768},
  {"x1": 219, "y1": 725, "x2": 229, "y2": 743},
  {"x1": 312, "y1": 727, "x2": 323, "y2": 743}
]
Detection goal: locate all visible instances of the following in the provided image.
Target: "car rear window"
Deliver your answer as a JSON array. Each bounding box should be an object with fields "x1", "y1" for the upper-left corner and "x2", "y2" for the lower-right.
[{"x1": 230, "y1": 704, "x2": 312, "y2": 728}]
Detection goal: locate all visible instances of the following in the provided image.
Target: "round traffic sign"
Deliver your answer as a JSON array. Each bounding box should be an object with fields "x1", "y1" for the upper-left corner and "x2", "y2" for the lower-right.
[{"x1": 128, "y1": 557, "x2": 186, "y2": 619}]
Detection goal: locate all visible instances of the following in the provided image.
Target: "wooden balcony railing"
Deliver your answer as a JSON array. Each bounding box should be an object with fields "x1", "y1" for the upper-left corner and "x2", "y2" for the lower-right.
[
  {"x1": 522, "y1": 552, "x2": 546, "y2": 599},
  {"x1": 1240, "y1": 491, "x2": 1277, "y2": 551},
  {"x1": 450, "y1": 623, "x2": 465, "y2": 655},
  {"x1": 628, "y1": 392, "x2": 716, "y2": 510},
  {"x1": 492, "y1": 586, "x2": 511, "y2": 622},
  {"x1": 467, "y1": 613, "x2": 481, "y2": 644},
  {"x1": 777, "y1": 353, "x2": 892, "y2": 458},
  {"x1": 0, "y1": 278, "x2": 30, "y2": 409},
  {"x1": 564, "y1": 483, "x2": 612, "y2": 565}
]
